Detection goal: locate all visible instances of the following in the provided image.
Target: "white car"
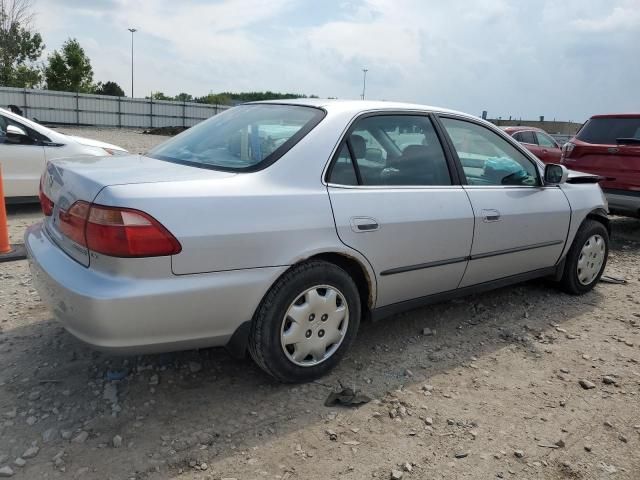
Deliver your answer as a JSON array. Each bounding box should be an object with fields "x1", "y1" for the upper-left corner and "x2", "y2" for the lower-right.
[{"x1": 0, "y1": 107, "x2": 127, "y2": 201}]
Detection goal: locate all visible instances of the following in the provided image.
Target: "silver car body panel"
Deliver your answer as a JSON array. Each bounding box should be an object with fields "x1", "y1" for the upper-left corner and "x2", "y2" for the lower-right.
[
  {"x1": 558, "y1": 181, "x2": 609, "y2": 258},
  {"x1": 27, "y1": 223, "x2": 287, "y2": 352},
  {"x1": 328, "y1": 185, "x2": 474, "y2": 307},
  {"x1": 27, "y1": 99, "x2": 608, "y2": 353},
  {"x1": 459, "y1": 186, "x2": 570, "y2": 287}
]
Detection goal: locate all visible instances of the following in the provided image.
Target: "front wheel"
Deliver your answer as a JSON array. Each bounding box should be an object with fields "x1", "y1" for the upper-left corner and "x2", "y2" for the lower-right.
[
  {"x1": 248, "y1": 261, "x2": 361, "y2": 383},
  {"x1": 559, "y1": 219, "x2": 609, "y2": 294}
]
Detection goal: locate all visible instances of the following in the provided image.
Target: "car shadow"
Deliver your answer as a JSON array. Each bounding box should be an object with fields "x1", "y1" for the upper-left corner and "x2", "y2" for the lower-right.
[{"x1": 610, "y1": 215, "x2": 640, "y2": 253}]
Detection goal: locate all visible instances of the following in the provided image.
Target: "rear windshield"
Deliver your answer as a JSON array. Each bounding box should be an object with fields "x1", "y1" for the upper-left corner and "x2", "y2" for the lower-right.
[
  {"x1": 148, "y1": 104, "x2": 325, "y2": 171},
  {"x1": 577, "y1": 117, "x2": 640, "y2": 145}
]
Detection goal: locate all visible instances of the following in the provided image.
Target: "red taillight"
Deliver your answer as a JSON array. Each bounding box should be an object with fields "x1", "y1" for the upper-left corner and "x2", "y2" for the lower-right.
[
  {"x1": 57, "y1": 202, "x2": 181, "y2": 258},
  {"x1": 39, "y1": 177, "x2": 54, "y2": 216},
  {"x1": 86, "y1": 205, "x2": 181, "y2": 257},
  {"x1": 561, "y1": 141, "x2": 575, "y2": 161},
  {"x1": 58, "y1": 201, "x2": 90, "y2": 246}
]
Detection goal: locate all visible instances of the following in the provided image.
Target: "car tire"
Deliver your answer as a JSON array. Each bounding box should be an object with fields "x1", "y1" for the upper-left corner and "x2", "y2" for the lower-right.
[
  {"x1": 248, "y1": 260, "x2": 361, "y2": 383},
  {"x1": 559, "y1": 219, "x2": 609, "y2": 295}
]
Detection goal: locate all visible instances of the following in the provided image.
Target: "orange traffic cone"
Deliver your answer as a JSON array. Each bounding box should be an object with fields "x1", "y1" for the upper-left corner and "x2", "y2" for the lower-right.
[{"x1": 0, "y1": 165, "x2": 28, "y2": 262}]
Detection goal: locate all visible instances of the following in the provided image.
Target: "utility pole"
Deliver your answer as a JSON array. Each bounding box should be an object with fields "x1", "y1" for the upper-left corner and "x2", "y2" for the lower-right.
[
  {"x1": 361, "y1": 68, "x2": 368, "y2": 100},
  {"x1": 128, "y1": 28, "x2": 137, "y2": 97}
]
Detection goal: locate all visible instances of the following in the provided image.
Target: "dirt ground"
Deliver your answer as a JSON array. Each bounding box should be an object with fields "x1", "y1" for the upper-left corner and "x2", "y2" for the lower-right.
[{"x1": 1, "y1": 131, "x2": 639, "y2": 479}]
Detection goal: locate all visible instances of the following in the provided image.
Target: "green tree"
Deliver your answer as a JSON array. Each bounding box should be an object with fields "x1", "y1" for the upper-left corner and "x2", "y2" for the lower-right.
[
  {"x1": 174, "y1": 92, "x2": 193, "y2": 102},
  {"x1": 195, "y1": 91, "x2": 318, "y2": 105},
  {"x1": 148, "y1": 91, "x2": 171, "y2": 100},
  {"x1": 44, "y1": 38, "x2": 94, "y2": 92},
  {"x1": 94, "y1": 80, "x2": 125, "y2": 96},
  {"x1": 0, "y1": 0, "x2": 44, "y2": 87}
]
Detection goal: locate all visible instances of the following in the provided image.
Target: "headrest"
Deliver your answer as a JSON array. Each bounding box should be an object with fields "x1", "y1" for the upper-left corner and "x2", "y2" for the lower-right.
[
  {"x1": 402, "y1": 144, "x2": 431, "y2": 159},
  {"x1": 349, "y1": 134, "x2": 366, "y2": 158}
]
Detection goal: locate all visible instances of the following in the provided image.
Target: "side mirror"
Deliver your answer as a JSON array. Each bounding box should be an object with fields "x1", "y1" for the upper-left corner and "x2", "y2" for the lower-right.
[
  {"x1": 544, "y1": 163, "x2": 569, "y2": 185},
  {"x1": 6, "y1": 124, "x2": 28, "y2": 143}
]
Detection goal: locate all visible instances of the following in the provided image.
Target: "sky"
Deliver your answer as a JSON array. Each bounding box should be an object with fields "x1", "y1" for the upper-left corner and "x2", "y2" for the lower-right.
[{"x1": 32, "y1": 0, "x2": 640, "y2": 121}]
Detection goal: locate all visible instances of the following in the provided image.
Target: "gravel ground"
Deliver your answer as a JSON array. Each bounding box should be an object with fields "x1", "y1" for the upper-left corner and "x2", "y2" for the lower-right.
[
  {"x1": 0, "y1": 129, "x2": 639, "y2": 479},
  {"x1": 52, "y1": 127, "x2": 171, "y2": 154}
]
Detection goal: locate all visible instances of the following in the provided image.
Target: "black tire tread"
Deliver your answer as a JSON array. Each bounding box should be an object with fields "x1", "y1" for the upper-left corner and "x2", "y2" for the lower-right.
[
  {"x1": 559, "y1": 219, "x2": 609, "y2": 295},
  {"x1": 248, "y1": 260, "x2": 360, "y2": 382}
]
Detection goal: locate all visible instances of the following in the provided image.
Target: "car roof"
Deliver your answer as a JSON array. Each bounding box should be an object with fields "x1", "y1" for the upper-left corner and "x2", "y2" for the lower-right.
[
  {"x1": 250, "y1": 98, "x2": 478, "y2": 120},
  {"x1": 502, "y1": 126, "x2": 546, "y2": 133},
  {"x1": 590, "y1": 113, "x2": 640, "y2": 119}
]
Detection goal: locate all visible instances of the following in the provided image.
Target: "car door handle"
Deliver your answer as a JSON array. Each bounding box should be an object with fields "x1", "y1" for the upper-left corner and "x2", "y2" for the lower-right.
[
  {"x1": 481, "y1": 209, "x2": 501, "y2": 222},
  {"x1": 350, "y1": 217, "x2": 380, "y2": 232}
]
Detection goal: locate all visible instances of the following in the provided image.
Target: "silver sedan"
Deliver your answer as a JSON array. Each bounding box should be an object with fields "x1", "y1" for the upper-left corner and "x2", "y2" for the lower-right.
[{"x1": 26, "y1": 100, "x2": 610, "y2": 382}]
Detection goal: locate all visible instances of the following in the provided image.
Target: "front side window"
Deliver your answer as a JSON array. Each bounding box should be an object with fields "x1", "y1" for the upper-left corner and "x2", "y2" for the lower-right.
[
  {"x1": 440, "y1": 117, "x2": 540, "y2": 187},
  {"x1": 328, "y1": 115, "x2": 452, "y2": 186},
  {"x1": 536, "y1": 131, "x2": 557, "y2": 148},
  {"x1": 0, "y1": 114, "x2": 38, "y2": 145},
  {"x1": 149, "y1": 104, "x2": 325, "y2": 171}
]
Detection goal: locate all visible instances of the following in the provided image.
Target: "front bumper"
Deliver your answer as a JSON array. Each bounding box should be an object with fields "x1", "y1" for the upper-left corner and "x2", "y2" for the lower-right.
[
  {"x1": 25, "y1": 223, "x2": 286, "y2": 354},
  {"x1": 604, "y1": 191, "x2": 640, "y2": 217}
]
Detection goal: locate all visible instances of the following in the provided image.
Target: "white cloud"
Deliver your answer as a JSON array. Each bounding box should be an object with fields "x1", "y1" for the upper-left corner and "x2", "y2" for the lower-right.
[
  {"x1": 571, "y1": 4, "x2": 640, "y2": 33},
  {"x1": 31, "y1": 0, "x2": 640, "y2": 120}
]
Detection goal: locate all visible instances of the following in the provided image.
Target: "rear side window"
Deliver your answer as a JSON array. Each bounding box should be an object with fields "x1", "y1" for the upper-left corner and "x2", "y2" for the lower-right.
[
  {"x1": 327, "y1": 115, "x2": 452, "y2": 186},
  {"x1": 577, "y1": 117, "x2": 640, "y2": 144},
  {"x1": 149, "y1": 104, "x2": 325, "y2": 171},
  {"x1": 513, "y1": 131, "x2": 536, "y2": 144},
  {"x1": 328, "y1": 144, "x2": 359, "y2": 185}
]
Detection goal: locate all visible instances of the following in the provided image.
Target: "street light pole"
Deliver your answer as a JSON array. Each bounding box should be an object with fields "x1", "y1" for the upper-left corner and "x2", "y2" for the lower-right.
[
  {"x1": 361, "y1": 68, "x2": 368, "y2": 100},
  {"x1": 128, "y1": 28, "x2": 137, "y2": 98}
]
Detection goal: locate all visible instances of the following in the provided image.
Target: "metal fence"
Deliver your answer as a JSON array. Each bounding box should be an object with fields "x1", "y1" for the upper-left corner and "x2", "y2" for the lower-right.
[{"x1": 0, "y1": 86, "x2": 229, "y2": 128}]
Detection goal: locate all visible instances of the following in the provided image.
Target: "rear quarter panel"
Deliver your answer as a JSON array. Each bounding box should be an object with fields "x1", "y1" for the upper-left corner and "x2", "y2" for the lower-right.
[
  {"x1": 92, "y1": 107, "x2": 378, "y2": 302},
  {"x1": 95, "y1": 175, "x2": 344, "y2": 274}
]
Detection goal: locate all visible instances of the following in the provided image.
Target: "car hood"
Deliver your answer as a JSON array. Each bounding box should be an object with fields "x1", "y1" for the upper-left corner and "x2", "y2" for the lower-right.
[{"x1": 66, "y1": 134, "x2": 126, "y2": 152}]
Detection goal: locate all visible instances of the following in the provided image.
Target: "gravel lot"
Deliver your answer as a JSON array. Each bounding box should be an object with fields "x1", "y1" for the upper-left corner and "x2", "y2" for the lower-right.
[
  {"x1": 54, "y1": 126, "x2": 171, "y2": 154},
  {"x1": 1, "y1": 128, "x2": 639, "y2": 479}
]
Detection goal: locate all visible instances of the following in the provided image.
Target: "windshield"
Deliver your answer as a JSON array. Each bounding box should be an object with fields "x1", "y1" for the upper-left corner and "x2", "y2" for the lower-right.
[
  {"x1": 148, "y1": 104, "x2": 325, "y2": 171},
  {"x1": 577, "y1": 117, "x2": 640, "y2": 144}
]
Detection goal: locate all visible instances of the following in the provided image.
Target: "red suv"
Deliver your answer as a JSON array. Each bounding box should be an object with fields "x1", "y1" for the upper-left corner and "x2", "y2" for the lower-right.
[
  {"x1": 502, "y1": 126, "x2": 563, "y2": 164},
  {"x1": 562, "y1": 114, "x2": 640, "y2": 218}
]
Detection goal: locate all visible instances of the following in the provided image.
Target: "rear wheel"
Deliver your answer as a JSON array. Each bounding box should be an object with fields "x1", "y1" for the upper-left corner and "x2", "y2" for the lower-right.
[
  {"x1": 248, "y1": 261, "x2": 361, "y2": 383},
  {"x1": 559, "y1": 219, "x2": 609, "y2": 294}
]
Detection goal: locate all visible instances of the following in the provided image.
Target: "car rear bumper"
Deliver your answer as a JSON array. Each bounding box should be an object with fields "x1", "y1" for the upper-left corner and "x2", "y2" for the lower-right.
[
  {"x1": 604, "y1": 190, "x2": 640, "y2": 217},
  {"x1": 25, "y1": 222, "x2": 286, "y2": 354}
]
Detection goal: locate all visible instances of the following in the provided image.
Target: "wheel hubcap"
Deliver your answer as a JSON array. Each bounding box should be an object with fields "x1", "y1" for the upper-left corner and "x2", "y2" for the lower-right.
[
  {"x1": 577, "y1": 234, "x2": 605, "y2": 285},
  {"x1": 280, "y1": 285, "x2": 349, "y2": 367}
]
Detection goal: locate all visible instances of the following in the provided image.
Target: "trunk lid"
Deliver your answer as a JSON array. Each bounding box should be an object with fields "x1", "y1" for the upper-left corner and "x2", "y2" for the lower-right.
[{"x1": 41, "y1": 154, "x2": 236, "y2": 266}]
